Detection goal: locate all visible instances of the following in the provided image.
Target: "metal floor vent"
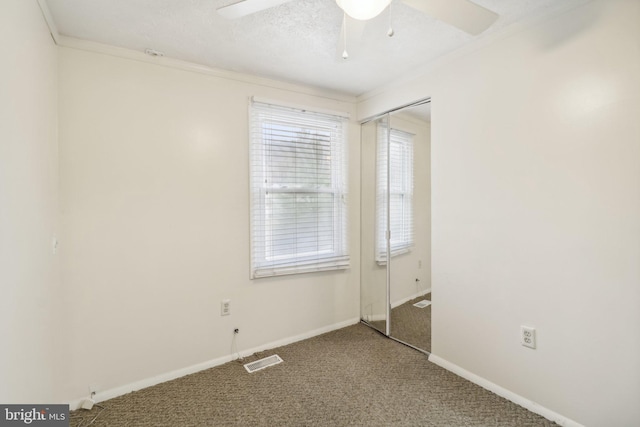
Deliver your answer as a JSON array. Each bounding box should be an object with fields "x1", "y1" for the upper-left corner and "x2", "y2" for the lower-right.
[
  {"x1": 413, "y1": 300, "x2": 431, "y2": 308},
  {"x1": 244, "y1": 354, "x2": 283, "y2": 373}
]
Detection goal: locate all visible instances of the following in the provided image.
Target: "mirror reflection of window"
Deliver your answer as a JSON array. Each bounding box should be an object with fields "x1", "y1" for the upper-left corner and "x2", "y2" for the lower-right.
[{"x1": 376, "y1": 124, "x2": 414, "y2": 263}]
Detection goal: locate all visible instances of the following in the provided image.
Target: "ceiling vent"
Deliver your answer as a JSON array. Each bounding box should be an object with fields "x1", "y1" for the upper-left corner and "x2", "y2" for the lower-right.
[{"x1": 144, "y1": 48, "x2": 164, "y2": 57}]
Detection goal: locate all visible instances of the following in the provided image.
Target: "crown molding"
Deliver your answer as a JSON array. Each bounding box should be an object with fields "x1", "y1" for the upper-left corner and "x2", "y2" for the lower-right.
[
  {"x1": 35, "y1": 0, "x2": 356, "y2": 105},
  {"x1": 357, "y1": 0, "x2": 591, "y2": 104},
  {"x1": 56, "y1": 36, "x2": 357, "y2": 105},
  {"x1": 36, "y1": 0, "x2": 60, "y2": 44}
]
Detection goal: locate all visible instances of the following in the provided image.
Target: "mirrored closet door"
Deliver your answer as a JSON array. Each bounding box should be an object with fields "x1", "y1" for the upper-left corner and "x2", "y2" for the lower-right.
[
  {"x1": 360, "y1": 99, "x2": 431, "y2": 352},
  {"x1": 360, "y1": 114, "x2": 389, "y2": 335}
]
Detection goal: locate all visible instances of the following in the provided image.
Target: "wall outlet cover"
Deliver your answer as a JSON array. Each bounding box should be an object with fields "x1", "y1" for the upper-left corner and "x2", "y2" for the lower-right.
[{"x1": 521, "y1": 325, "x2": 536, "y2": 349}]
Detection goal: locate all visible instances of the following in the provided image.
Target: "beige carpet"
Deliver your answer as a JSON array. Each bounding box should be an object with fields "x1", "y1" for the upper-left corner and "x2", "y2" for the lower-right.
[
  {"x1": 371, "y1": 293, "x2": 432, "y2": 352},
  {"x1": 390, "y1": 293, "x2": 432, "y2": 352},
  {"x1": 70, "y1": 324, "x2": 557, "y2": 426}
]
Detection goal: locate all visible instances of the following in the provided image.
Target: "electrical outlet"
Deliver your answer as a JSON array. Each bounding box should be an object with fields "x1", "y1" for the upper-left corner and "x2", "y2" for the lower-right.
[
  {"x1": 418, "y1": 260, "x2": 422, "y2": 269},
  {"x1": 521, "y1": 326, "x2": 536, "y2": 349},
  {"x1": 221, "y1": 299, "x2": 231, "y2": 316}
]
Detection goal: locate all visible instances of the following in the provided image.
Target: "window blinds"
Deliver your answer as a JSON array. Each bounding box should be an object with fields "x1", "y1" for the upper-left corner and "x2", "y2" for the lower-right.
[
  {"x1": 250, "y1": 100, "x2": 349, "y2": 278},
  {"x1": 376, "y1": 124, "x2": 414, "y2": 263}
]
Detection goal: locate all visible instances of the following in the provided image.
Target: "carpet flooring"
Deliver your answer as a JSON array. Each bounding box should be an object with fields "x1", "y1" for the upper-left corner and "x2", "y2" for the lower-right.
[
  {"x1": 70, "y1": 324, "x2": 557, "y2": 427},
  {"x1": 390, "y1": 294, "x2": 432, "y2": 352},
  {"x1": 371, "y1": 293, "x2": 432, "y2": 352}
]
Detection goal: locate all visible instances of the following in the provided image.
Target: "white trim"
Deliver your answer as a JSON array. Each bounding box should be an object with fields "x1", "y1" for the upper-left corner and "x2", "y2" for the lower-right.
[
  {"x1": 363, "y1": 288, "x2": 431, "y2": 322},
  {"x1": 67, "y1": 317, "x2": 360, "y2": 409},
  {"x1": 391, "y1": 288, "x2": 431, "y2": 309},
  {"x1": 56, "y1": 36, "x2": 357, "y2": 104},
  {"x1": 428, "y1": 354, "x2": 585, "y2": 427},
  {"x1": 252, "y1": 262, "x2": 350, "y2": 279},
  {"x1": 251, "y1": 96, "x2": 351, "y2": 119},
  {"x1": 36, "y1": 0, "x2": 60, "y2": 44},
  {"x1": 364, "y1": 314, "x2": 387, "y2": 322},
  {"x1": 375, "y1": 247, "x2": 410, "y2": 266}
]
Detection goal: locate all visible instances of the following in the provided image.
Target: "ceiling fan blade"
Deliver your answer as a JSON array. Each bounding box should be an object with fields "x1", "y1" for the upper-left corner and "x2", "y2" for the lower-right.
[
  {"x1": 336, "y1": 14, "x2": 367, "y2": 60},
  {"x1": 402, "y1": 0, "x2": 498, "y2": 35},
  {"x1": 217, "y1": 0, "x2": 294, "y2": 19}
]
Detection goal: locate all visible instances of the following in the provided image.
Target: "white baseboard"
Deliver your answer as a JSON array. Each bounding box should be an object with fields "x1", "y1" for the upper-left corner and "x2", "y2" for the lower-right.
[
  {"x1": 68, "y1": 317, "x2": 360, "y2": 410},
  {"x1": 362, "y1": 288, "x2": 432, "y2": 322},
  {"x1": 391, "y1": 288, "x2": 431, "y2": 309},
  {"x1": 428, "y1": 354, "x2": 584, "y2": 427},
  {"x1": 364, "y1": 314, "x2": 386, "y2": 322}
]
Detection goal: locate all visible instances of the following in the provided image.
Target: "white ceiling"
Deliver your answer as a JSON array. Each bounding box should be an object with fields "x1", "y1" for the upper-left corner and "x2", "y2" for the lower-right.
[{"x1": 44, "y1": 0, "x2": 577, "y2": 96}]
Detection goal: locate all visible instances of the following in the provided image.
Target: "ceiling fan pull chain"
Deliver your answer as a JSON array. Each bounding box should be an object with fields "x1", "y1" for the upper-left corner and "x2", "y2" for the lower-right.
[
  {"x1": 387, "y1": 1, "x2": 395, "y2": 37},
  {"x1": 342, "y1": 12, "x2": 349, "y2": 60}
]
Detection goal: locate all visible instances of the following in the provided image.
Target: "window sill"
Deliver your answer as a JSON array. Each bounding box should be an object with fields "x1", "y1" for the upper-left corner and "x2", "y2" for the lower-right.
[
  {"x1": 375, "y1": 247, "x2": 412, "y2": 266},
  {"x1": 252, "y1": 260, "x2": 350, "y2": 279}
]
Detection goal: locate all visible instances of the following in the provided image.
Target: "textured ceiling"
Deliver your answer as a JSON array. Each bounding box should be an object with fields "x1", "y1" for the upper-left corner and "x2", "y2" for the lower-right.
[{"x1": 45, "y1": 0, "x2": 578, "y2": 96}]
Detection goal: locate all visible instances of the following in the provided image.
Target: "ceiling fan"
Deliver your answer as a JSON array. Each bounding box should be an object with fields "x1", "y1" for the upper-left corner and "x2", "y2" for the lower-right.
[{"x1": 217, "y1": 0, "x2": 499, "y2": 59}]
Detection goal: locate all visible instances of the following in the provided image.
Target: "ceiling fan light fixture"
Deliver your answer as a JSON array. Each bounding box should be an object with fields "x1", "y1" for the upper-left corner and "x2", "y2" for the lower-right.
[{"x1": 336, "y1": 0, "x2": 391, "y2": 21}]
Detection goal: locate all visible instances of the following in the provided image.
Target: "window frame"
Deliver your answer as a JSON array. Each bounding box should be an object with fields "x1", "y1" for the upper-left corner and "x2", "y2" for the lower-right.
[{"x1": 249, "y1": 100, "x2": 349, "y2": 279}]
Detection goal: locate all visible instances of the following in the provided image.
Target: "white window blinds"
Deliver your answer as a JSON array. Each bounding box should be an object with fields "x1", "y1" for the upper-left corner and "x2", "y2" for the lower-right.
[
  {"x1": 250, "y1": 100, "x2": 349, "y2": 278},
  {"x1": 376, "y1": 124, "x2": 414, "y2": 263}
]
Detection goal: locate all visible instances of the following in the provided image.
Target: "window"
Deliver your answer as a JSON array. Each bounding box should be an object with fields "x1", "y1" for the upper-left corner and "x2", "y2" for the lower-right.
[
  {"x1": 250, "y1": 100, "x2": 349, "y2": 278},
  {"x1": 376, "y1": 124, "x2": 414, "y2": 263}
]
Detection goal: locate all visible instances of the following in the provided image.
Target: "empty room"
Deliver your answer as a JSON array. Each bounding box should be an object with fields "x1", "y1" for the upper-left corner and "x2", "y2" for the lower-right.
[{"x1": 1, "y1": 0, "x2": 638, "y2": 426}]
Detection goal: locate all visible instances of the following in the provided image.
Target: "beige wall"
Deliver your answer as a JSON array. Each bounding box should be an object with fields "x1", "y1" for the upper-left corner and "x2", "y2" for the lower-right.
[
  {"x1": 57, "y1": 47, "x2": 361, "y2": 402},
  {"x1": 0, "y1": 0, "x2": 59, "y2": 403},
  {"x1": 5, "y1": 1, "x2": 638, "y2": 424},
  {"x1": 359, "y1": 0, "x2": 640, "y2": 425}
]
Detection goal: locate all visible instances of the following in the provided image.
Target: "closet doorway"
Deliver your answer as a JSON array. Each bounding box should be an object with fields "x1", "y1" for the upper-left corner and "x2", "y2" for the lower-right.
[{"x1": 360, "y1": 98, "x2": 431, "y2": 353}]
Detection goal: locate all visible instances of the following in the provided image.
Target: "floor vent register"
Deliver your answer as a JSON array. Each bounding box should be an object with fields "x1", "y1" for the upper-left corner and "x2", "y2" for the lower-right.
[
  {"x1": 244, "y1": 354, "x2": 283, "y2": 373},
  {"x1": 413, "y1": 300, "x2": 431, "y2": 308}
]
